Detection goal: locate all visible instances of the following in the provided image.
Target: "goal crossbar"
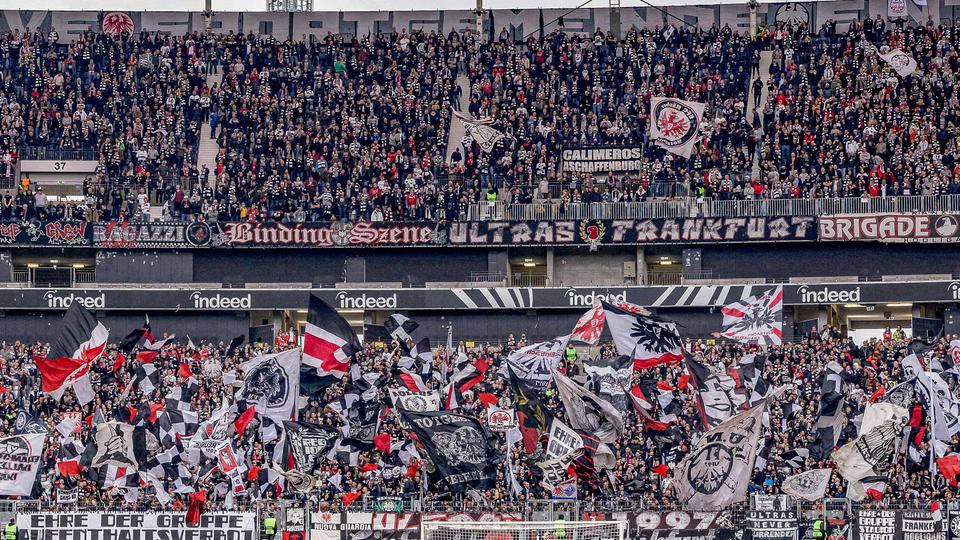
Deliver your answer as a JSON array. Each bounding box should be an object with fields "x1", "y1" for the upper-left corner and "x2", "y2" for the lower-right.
[{"x1": 421, "y1": 521, "x2": 627, "y2": 540}]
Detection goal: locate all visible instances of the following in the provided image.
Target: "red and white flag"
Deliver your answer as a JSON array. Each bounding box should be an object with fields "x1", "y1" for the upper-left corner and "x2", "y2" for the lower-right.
[
  {"x1": 35, "y1": 303, "x2": 108, "y2": 405},
  {"x1": 303, "y1": 295, "x2": 360, "y2": 379},
  {"x1": 601, "y1": 302, "x2": 683, "y2": 370},
  {"x1": 717, "y1": 286, "x2": 783, "y2": 346},
  {"x1": 570, "y1": 304, "x2": 604, "y2": 345}
]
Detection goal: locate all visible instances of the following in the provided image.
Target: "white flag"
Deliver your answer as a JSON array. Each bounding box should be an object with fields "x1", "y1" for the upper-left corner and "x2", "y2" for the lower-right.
[
  {"x1": 0, "y1": 433, "x2": 45, "y2": 496},
  {"x1": 887, "y1": 0, "x2": 906, "y2": 17},
  {"x1": 718, "y1": 286, "x2": 783, "y2": 346},
  {"x1": 649, "y1": 97, "x2": 705, "y2": 158},
  {"x1": 879, "y1": 49, "x2": 918, "y2": 77},
  {"x1": 673, "y1": 403, "x2": 765, "y2": 511},
  {"x1": 832, "y1": 402, "x2": 909, "y2": 500},
  {"x1": 782, "y1": 468, "x2": 832, "y2": 502},
  {"x1": 237, "y1": 348, "x2": 301, "y2": 422},
  {"x1": 452, "y1": 109, "x2": 509, "y2": 153}
]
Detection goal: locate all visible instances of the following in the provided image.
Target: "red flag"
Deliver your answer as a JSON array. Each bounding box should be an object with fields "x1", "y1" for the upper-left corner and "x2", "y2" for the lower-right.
[
  {"x1": 406, "y1": 459, "x2": 420, "y2": 478},
  {"x1": 937, "y1": 454, "x2": 960, "y2": 487},
  {"x1": 234, "y1": 406, "x2": 257, "y2": 435},
  {"x1": 343, "y1": 492, "x2": 362, "y2": 507},
  {"x1": 186, "y1": 491, "x2": 207, "y2": 527},
  {"x1": 57, "y1": 460, "x2": 80, "y2": 477},
  {"x1": 247, "y1": 465, "x2": 262, "y2": 482},
  {"x1": 374, "y1": 434, "x2": 391, "y2": 453},
  {"x1": 477, "y1": 393, "x2": 499, "y2": 408},
  {"x1": 112, "y1": 353, "x2": 126, "y2": 373},
  {"x1": 651, "y1": 464, "x2": 670, "y2": 477},
  {"x1": 178, "y1": 362, "x2": 193, "y2": 380},
  {"x1": 677, "y1": 374, "x2": 690, "y2": 391},
  {"x1": 359, "y1": 463, "x2": 379, "y2": 472},
  {"x1": 149, "y1": 403, "x2": 164, "y2": 423},
  {"x1": 136, "y1": 350, "x2": 159, "y2": 363},
  {"x1": 866, "y1": 488, "x2": 884, "y2": 501},
  {"x1": 128, "y1": 405, "x2": 139, "y2": 423},
  {"x1": 869, "y1": 387, "x2": 886, "y2": 402}
]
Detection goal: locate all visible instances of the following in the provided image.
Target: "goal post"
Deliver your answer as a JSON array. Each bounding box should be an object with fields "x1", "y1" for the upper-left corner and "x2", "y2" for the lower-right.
[{"x1": 421, "y1": 521, "x2": 628, "y2": 540}]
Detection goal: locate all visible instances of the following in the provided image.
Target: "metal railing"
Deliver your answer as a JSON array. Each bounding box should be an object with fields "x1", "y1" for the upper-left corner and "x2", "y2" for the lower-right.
[
  {"x1": 469, "y1": 194, "x2": 960, "y2": 221},
  {"x1": 21, "y1": 146, "x2": 98, "y2": 161},
  {"x1": 645, "y1": 270, "x2": 714, "y2": 285},
  {"x1": 12, "y1": 267, "x2": 95, "y2": 288}
]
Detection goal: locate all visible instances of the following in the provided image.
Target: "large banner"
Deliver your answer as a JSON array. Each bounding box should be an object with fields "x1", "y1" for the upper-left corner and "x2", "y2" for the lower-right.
[
  {"x1": 582, "y1": 511, "x2": 735, "y2": 540},
  {"x1": 746, "y1": 511, "x2": 798, "y2": 540},
  {"x1": 310, "y1": 512, "x2": 521, "y2": 540},
  {"x1": 853, "y1": 510, "x2": 946, "y2": 540},
  {"x1": 819, "y1": 214, "x2": 960, "y2": 243},
  {"x1": 18, "y1": 513, "x2": 256, "y2": 540},
  {"x1": 561, "y1": 146, "x2": 645, "y2": 173},
  {"x1": 0, "y1": 217, "x2": 818, "y2": 249}
]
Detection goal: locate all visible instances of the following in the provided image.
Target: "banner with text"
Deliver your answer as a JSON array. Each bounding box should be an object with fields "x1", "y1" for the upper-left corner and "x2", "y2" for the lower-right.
[
  {"x1": 853, "y1": 510, "x2": 945, "y2": 540},
  {"x1": 17, "y1": 513, "x2": 256, "y2": 540},
  {"x1": 561, "y1": 146, "x2": 645, "y2": 173}
]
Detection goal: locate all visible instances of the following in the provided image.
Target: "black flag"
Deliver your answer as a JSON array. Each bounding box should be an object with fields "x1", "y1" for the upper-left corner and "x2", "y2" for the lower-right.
[
  {"x1": 399, "y1": 410, "x2": 499, "y2": 492},
  {"x1": 282, "y1": 421, "x2": 339, "y2": 470}
]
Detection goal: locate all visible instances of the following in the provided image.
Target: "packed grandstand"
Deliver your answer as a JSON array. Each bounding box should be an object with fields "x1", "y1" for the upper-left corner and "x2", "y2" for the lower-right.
[{"x1": 4, "y1": 3, "x2": 960, "y2": 540}]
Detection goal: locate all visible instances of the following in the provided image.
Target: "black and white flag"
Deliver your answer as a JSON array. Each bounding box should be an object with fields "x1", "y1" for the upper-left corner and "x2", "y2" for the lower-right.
[
  {"x1": 384, "y1": 314, "x2": 419, "y2": 350},
  {"x1": 282, "y1": 421, "x2": 339, "y2": 470},
  {"x1": 673, "y1": 403, "x2": 765, "y2": 511},
  {"x1": 781, "y1": 468, "x2": 832, "y2": 502},
  {"x1": 602, "y1": 302, "x2": 683, "y2": 370},
  {"x1": 718, "y1": 286, "x2": 783, "y2": 346},
  {"x1": 914, "y1": 370, "x2": 960, "y2": 441},
  {"x1": 649, "y1": 97, "x2": 705, "y2": 158},
  {"x1": 833, "y1": 402, "x2": 909, "y2": 501},
  {"x1": 0, "y1": 433, "x2": 44, "y2": 496},
  {"x1": 399, "y1": 410, "x2": 499, "y2": 492},
  {"x1": 451, "y1": 109, "x2": 509, "y2": 153},
  {"x1": 811, "y1": 361, "x2": 846, "y2": 460},
  {"x1": 499, "y1": 336, "x2": 569, "y2": 392},
  {"x1": 81, "y1": 422, "x2": 148, "y2": 471},
  {"x1": 389, "y1": 388, "x2": 441, "y2": 412},
  {"x1": 133, "y1": 363, "x2": 161, "y2": 394},
  {"x1": 553, "y1": 371, "x2": 624, "y2": 445},
  {"x1": 236, "y1": 348, "x2": 300, "y2": 423},
  {"x1": 879, "y1": 48, "x2": 918, "y2": 77},
  {"x1": 584, "y1": 355, "x2": 633, "y2": 411},
  {"x1": 158, "y1": 409, "x2": 199, "y2": 449},
  {"x1": 685, "y1": 352, "x2": 746, "y2": 429}
]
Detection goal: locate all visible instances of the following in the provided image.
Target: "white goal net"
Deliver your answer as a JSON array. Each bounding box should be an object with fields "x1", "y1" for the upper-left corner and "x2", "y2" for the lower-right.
[{"x1": 421, "y1": 521, "x2": 627, "y2": 540}]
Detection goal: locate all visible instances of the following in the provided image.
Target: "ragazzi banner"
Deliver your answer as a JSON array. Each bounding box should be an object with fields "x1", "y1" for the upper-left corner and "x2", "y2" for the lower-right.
[
  {"x1": 581, "y1": 511, "x2": 735, "y2": 540},
  {"x1": 560, "y1": 146, "x2": 645, "y2": 173},
  {"x1": 853, "y1": 510, "x2": 945, "y2": 540},
  {"x1": 17, "y1": 513, "x2": 256, "y2": 540}
]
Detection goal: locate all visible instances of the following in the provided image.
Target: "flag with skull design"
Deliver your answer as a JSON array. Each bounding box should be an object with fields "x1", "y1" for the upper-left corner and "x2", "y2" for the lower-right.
[
  {"x1": 236, "y1": 348, "x2": 301, "y2": 423},
  {"x1": 399, "y1": 410, "x2": 500, "y2": 492}
]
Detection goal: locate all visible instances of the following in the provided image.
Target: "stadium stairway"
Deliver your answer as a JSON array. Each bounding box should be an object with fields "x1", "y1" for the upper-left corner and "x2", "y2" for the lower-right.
[
  {"x1": 196, "y1": 71, "x2": 223, "y2": 189},
  {"x1": 748, "y1": 50, "x2": 774, "y2": 174},
  {"x1": 445, "y1": 72, "x2": 472, "y2": 165}
]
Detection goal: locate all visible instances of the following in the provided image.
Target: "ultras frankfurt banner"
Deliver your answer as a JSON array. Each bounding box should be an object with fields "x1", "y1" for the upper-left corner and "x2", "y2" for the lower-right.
[{"x1": 17, "y1": 513, "x2": 256, "y2": 540}]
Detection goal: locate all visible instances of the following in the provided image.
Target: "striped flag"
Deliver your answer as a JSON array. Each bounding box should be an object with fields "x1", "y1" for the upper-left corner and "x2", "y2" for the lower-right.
[
  {"x1": 303, "y1": 295, "x2": 360, "y2": 380},
  {"x1": 717, "y1": 286, "x2": 783, "y2": 345}
]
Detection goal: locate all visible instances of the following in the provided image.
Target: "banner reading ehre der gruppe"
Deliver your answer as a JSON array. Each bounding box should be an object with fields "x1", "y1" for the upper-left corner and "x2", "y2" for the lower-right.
[{"x1": 18, "y1": 513, "x2": 256, "y2": 540}]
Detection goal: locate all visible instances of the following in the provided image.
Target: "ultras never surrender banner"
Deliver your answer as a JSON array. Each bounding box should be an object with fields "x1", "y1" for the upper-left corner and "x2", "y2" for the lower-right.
[{"x1": 18, "y1": 513, "x2": 256, "y2": 540}]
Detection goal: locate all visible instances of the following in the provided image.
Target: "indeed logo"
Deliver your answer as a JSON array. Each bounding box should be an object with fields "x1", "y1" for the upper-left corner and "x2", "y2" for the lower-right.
[
  {"x1": 797, "y1": 285, "x2": 861, "y2": 304},
  {"x1": 565, "y1": 289, "x2": 627, "y2": 307},
  {"x1": 190, "y1": 291, "x2": 252, "y2": 309},
  {"x1": 44, "y1": 291, "x2": 106, "y2": 309},
  {"x1": 336, "y1": 291, "x2": 397, "y2": 309}
]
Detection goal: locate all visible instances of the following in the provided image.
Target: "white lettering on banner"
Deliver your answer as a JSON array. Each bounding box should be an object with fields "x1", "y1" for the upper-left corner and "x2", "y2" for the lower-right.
[
  {"x1": 565, "y1": 289, "x2": 627, "y2": 307},
  {"x1": 796, "y1": 286, "x2": 861, "y2": 304},
  {"x1": 561, "y1": 147, "x2": 645, "y2": 173},
  {"x1": 336, "y1": 292, "x2": 398, "y2": 309},
  {"x1": 43, "y1": 291, "x2": 106, "y2": 309},
  {"x1": 18, "y1": 513, "x2": 256, "y2": 540},
  {"x1": 190, "y1": 291, "x2": 252, "y2": 309}
]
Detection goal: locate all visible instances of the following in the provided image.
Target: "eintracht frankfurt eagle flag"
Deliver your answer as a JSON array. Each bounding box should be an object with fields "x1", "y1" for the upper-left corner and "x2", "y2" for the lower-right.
[
  {"x1": 649, "y1": 97, "x2": 705, "y2": 159},
  {"x1": 602, "y1": 302, "x2": 683, "y2": 370},
  {"x1": 718, "y1": 286, "x2": 783, "y2": 346},
  {"x1": 35, "y1": 303, "x2": 109, "y2": 405},
  {"x1": 303, "y1": 295, "x2": 360, "y2": 380}
]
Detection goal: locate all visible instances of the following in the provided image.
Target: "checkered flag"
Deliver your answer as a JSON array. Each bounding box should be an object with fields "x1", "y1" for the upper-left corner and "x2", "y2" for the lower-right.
[
  {"x1": 133, "y1": 363, "x2": 161, "y2": 394},
  {"x1": 158, "y1": 409, "x2": 199, "y2": 449},
  {"x1": 165, "y1": 376, "x2": 199, "y2": 412}
]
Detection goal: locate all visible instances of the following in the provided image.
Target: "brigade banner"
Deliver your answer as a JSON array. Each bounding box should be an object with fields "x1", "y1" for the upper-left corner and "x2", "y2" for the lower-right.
[
  {"x1": 746, "y1": 511, "x2": 798, "y2": 540},
  {"x1": 853, "y1": 510, "x2": 946, "y2": 540},
  {"x1": 17, "y1": 513, "x2": 256, "y2": 540},
  {"x1": 819, "y1": 214, "x2": 960, "y2": 243}
]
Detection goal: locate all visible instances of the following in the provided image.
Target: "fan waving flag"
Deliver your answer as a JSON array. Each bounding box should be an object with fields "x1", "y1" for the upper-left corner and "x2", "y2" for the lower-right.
[
  {"x1": 717, "y1": 286, "x2": 782, "y2": 346},
  {"x1": 303, "y1": 295, "x2": 360, "y2": 380},
  {"x1": 602, "y1": 302, "x2": 683, "y2": 370},
  {"x1": 35, "y1": 303, "x2": 109, "y2": 405}
]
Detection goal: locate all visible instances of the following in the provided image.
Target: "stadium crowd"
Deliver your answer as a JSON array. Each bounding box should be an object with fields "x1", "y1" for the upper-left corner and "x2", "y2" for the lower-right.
[
  {"x1": 4, "y1": 14, "x2": 960, "y2": 223},
  {"x1": 0, "y1": 317, "x2": 955, "y2": 510}
]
